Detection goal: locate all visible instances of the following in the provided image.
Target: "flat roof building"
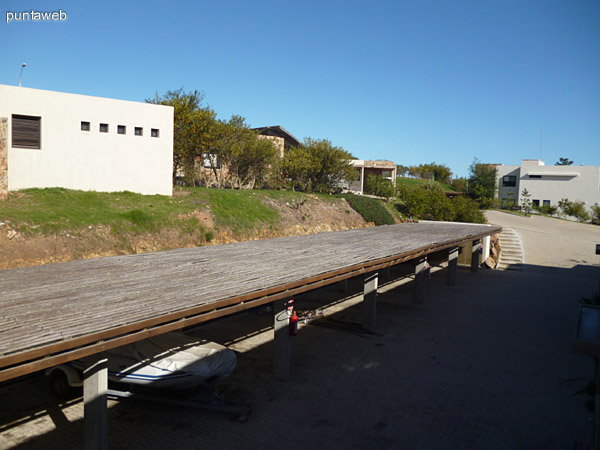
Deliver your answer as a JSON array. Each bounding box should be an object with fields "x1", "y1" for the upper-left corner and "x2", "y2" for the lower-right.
[
  {"x1": 346, "y1": 160, "x2": 397, "y2": 195},
  {"x1": 494, "y1": 159, "x2": 600, "y2": 211},
  {"x1": 0, "y1": 85, "x2": 174, "y2": 199}
]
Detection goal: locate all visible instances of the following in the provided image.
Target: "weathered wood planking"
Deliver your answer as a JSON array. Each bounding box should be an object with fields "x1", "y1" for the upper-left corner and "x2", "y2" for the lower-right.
[{"x1": 1, "y1": 222, "x2": 500, "y2": 361}]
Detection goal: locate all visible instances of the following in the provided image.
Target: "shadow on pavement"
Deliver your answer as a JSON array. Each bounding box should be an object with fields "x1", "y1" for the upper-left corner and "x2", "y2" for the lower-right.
[{"x1": 1, "y1": 262, "x2": 598, "y2": 449}]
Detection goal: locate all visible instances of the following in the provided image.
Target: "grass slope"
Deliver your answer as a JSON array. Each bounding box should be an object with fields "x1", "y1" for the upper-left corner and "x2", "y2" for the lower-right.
[{"x1": 0, "y1": 187, "x2": 320, "y2": 237}]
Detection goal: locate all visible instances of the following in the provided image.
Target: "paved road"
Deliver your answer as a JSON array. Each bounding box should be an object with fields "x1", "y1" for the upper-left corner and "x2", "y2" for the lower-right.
[
  {"x1": 1, "y1": 212, "x2": 599, "y2": 449},
  {"x1": 486, "y1": 210, "x2": 600, "y2": 269}
]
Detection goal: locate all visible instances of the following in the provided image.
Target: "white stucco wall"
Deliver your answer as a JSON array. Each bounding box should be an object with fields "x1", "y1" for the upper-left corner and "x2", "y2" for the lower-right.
[
  {"x1": 495, "y1": 159, "x2": 600, "y2": 210},
  {"x1": 0, "y1": 84, "x2": 173, "y2": 196}
]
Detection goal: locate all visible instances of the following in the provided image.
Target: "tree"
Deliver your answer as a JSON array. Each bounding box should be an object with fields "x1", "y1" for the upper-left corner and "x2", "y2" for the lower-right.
[
  {"x1": 395, "y1": 183, "x2": 484, "y2": 223},
  {"x1": 569, "y1": 201, "x2": 590, "y2": 222},
  {"x1": 450, "y1": 177, "x2": 468, "y2": 192},
  {"x1": 506, "y1": 189, "x2": 515, "y2": 208},
  {"x1": 147, "y1": 88, "x2": 218, "y2": 185},
  {"x1": 558, "y1": 198, "x2": 590, "y2": 222},
  {"x1": 520, "y1": 188, "x2": 532, "y2": 216},
  {"x1": 408, "y1": 165, "x2": 420, "y2": 178},
  {"x1": 282, "y1": 138, "x2": 356, "y2": 193},
  {"x1": 467, "y1": 158, "x2": 497, "y2": 208},
  {"x1": 365, "y1": 175, "x2": 394, "y2": 199},
  {"x1": 404, "y1": 163, "x2": 452, "y2": 183},
  {"x1": 212, "y1": 116, "x2": 279, "y2": 189},
  {"x1": 558, "y1": 198, "x2": 572, "y2": 218},
  {"x1": 396, "y1": 164, "x2": 409, "y2": 178},
  {"x1": 451, "y1": 196, "x2": 486, "y2": 223},
  {"x1": 429, "y1": 163, "x2": 452, "y2": 184},
  {"x1": 591, "y1": 205, "x2": 600, "y2": 224},
  {"x1": 556, "y1": 157, "x2": 574, "y2": 166}
]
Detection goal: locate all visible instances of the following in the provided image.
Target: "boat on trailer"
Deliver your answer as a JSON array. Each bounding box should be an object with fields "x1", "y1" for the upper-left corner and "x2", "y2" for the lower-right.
[{"x1": 46, "y1": 332, "x2": 237, "y2": 393}]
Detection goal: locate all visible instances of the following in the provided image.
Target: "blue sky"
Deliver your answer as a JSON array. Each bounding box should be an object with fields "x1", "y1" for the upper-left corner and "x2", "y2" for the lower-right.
[{"x1": 1, "y1": 0, "x2": 598, "y2": 177}]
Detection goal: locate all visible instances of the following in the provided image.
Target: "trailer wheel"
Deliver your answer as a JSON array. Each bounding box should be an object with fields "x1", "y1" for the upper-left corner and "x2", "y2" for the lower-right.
[{"x1": 50, "y1": 370, "x2": 74, "y2": 398}]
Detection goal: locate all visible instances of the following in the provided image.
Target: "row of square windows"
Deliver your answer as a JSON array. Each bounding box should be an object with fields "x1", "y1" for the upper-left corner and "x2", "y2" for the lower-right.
[{"x1": 81, "y1": 121, "x2": 160, "y2": 138}]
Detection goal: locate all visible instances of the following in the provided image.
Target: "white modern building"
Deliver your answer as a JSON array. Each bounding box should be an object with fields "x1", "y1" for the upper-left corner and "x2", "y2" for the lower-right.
[
  {"x1": 0, "y1": 84, "x2": 174, "y2": 198},
  {"x1": 494, "y1": 159, "x2": 600, "y2": 210}
]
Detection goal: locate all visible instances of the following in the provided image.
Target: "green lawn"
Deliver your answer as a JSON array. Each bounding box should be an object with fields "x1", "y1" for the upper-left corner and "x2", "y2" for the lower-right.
[{"x1": 0, "y1": 187, "x2": 318, "y2": 236}]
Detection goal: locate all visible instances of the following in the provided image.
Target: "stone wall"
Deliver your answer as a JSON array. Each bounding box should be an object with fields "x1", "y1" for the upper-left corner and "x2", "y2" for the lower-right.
[
  {"x1": 0, "y1": 117, "x2": 7, "y2": 200},
  {"x1": 258, "y1": 135, "x2": 285, "y2": 158}
]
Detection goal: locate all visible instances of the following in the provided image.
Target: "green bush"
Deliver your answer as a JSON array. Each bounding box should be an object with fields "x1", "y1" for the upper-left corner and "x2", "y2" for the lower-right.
[
  {"x1": 365, "y1": 175, "x2": 395, "y2": 199},
  {"x1": 451, "y1": 196, "x2": 486, "y2": 223},
  {"x1": 540, "y1": 204, "x2": 558, "y2": 216},
  {"x1": 570, "y1": 201, "x2": 590, "y2": 222},
  {"x1": 339, "y1": 193, "x2": 395, "y2": 226},
  {"x1": 592, "y1": 205, "x2": 600, "y2": 225},
  {"x1": 394, "y1": 183, "x2": 485, "y2": 223},
  {"x1": 559, "y1": 198, "x2": 591, "y2": 222}
]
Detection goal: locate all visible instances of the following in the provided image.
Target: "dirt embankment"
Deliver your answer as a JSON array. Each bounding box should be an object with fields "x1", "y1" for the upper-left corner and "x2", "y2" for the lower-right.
[{"x1": 0, "y1": 196, "x2": 369, "y2": 269}]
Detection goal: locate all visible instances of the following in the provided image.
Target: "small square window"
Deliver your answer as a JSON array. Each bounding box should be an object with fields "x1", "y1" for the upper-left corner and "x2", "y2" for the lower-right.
[
  {"x1": 81, "y1": 121, "x2": 90, "y2": 131},
  {"x1": 135, "y1": 127, "x2": 143, "y2": 136},
  {"x1": 532, "y1": 199, "x2": 540, "y2": 207},
  {"x1": 543, "y1": 200, "x2": 550, "y2": 206},
  {"x1": 151, "y1": 128, "x2": 159, "y2": 138},
  {"x1": 99, "y1": 123, "x2": 109, "y2": 133},
  {"x1": 118, "y1": 125, "x2": 126, "y2": 135}
]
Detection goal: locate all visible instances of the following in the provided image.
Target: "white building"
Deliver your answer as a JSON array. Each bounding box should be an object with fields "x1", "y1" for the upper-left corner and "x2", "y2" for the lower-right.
[
  {"x1": 494, "y1": 159, "x2": 600, "y2": 210},
  {"x1": 0, "y1": 84, "x2": 174, "y2": 197}
]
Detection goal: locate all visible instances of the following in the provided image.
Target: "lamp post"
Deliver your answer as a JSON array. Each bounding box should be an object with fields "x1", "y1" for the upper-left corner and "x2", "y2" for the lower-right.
[{"x1": 18, "y1": 63, "x2": 27, "y2": 87}]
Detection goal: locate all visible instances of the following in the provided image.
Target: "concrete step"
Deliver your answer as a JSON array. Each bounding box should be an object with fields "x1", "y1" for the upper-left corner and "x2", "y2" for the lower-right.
[
  {"x1": 500, "y1": 252, "x2": 521, "y2": 258},
  {"x1": 500, "y1": 258, "x2": 522, "y2": 264},
  {"x1": 499, "y1": 249, "x2": 523, "y2": 257},
  {"x1": 497, "y1": 227, "x2": 524, "y2": 271}
]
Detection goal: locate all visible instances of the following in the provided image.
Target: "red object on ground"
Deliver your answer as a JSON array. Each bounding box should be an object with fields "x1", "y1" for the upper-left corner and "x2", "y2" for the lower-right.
[{"x1": 289, "y1": 311, "x2": 298, "y2": 336}]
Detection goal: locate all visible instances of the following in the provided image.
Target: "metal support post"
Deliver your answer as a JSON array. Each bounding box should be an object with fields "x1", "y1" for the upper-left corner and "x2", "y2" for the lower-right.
[
  {"x1": 362, "y1": 273, "x2": 378, "y2": 332},
  {"x1": 447, "y1": 247, "x2": 459, "y2": 286},
  {"x1": 84, "y1": 357, "x2": 108, "y2": 450},
  {"x1": 273, "y1": 299, "x2": 292, "y2": 381},
  {"x1": 414, "y1": 257, "x2": 426, "y2": 304},
  {"x1": 471, "y1": 239, "x2": 481, "y2": 273}
]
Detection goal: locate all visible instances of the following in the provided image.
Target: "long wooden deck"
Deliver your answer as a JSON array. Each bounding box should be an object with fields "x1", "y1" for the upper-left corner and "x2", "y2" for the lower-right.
[{"x1": 0, "y1": 222, "x2": 500, "y2": 382}]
